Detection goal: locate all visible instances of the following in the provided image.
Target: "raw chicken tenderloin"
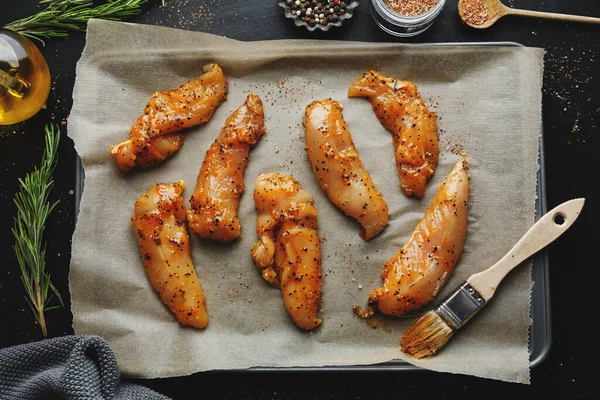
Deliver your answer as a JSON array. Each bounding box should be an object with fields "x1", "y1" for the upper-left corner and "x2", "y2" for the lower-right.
[
  {"x1": 131, "y1": 181, "x2": 208, "y2": 329},
  {"x1": 251, "y1": 173, "x2": 322, "y2": 330},
  {"x1": 354, "y1": 157, "x2": 469, "y2": 318},
  {"x1": 304, "y1": 99, "x2": 388, "y2": 240},
  {"x1": 187, "y1": 93, "x2": 266, "y2": 242},
  {"x1": 111, "y1": 63, "x2": 228, "y2": 172},
  {"x1": 348, "y1": 70, "x2": 439, "y2": 197}
]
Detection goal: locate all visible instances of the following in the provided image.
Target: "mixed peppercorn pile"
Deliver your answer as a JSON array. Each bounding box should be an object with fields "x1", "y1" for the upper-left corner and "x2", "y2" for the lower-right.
[{"x1": 284, "y1": 0, "x2": 350, "y2": 26}]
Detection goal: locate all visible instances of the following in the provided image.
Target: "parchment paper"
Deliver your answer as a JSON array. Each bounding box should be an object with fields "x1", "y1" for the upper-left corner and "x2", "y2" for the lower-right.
[{"x1": 68, "y1": 19, "x2": 544, "y2": 384}]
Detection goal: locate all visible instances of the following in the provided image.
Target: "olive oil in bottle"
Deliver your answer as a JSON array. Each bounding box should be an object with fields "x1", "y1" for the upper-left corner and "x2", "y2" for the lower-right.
[{"x1": 0, "y1": 29, "x2": 51, "y2": 125}]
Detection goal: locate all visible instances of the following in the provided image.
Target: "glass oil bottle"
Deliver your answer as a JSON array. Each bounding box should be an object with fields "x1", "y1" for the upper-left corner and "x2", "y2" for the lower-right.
[{"x1": 0, "y1": 29, "x2": 51, "y2": 125}]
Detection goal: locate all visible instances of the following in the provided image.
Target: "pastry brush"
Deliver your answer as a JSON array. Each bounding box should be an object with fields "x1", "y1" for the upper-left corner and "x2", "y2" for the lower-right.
[{"x1": 400, "y1": 198, "x2": 585, "y2": 359}]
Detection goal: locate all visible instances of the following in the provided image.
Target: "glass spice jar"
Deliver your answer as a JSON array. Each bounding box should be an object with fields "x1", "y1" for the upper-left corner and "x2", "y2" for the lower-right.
[
  {"x1": 0, "y1": 29, "x2": 51, "y2": 125},
  {"x1": 370, "y1": 0, "x2": 447, "y2": 37}
]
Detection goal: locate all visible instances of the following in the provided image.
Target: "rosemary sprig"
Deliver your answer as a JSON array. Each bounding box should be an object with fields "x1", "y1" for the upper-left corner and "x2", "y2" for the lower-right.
[
  {"x1": 3, "y1": 0, "x2": 153, "y2": 43},
  {"x1": 11, "y1": 123, "x2": 62, "y2": 337}
]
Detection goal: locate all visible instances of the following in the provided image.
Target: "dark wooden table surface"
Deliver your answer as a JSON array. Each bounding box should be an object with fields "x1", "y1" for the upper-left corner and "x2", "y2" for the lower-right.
[{"x1": 1, "y1": 1, "x2": 598, "y2": 398}]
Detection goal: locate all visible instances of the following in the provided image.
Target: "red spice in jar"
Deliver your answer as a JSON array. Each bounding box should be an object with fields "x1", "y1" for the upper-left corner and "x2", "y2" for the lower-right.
[
  {"x1": 459, "y1": 0, "x2": 489, "y2": 25},
  {"x1": 382, "y1": 0, "x2": 439, "y2": 16}
]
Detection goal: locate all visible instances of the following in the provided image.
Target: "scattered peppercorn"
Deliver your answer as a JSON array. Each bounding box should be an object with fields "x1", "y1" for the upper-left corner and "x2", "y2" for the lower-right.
[{"x1": 285, "y1": 0, "x2": 348, "y2": 26}]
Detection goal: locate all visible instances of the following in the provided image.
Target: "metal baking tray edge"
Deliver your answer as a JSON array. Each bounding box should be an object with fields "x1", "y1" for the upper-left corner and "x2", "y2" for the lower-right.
[{"x1": 73, "y1": 41, "x2": 549, "y2": 373}]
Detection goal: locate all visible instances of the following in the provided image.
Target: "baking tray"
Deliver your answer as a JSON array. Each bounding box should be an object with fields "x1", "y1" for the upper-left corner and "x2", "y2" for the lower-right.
[{"x1": 73, "y1": 41, "x2": 549, "y2": 372}]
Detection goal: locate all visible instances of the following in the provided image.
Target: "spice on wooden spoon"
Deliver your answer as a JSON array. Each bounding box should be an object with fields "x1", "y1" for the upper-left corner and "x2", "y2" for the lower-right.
[{"x1": 458, "y1": 0, "x2": 600, "y2": 29}]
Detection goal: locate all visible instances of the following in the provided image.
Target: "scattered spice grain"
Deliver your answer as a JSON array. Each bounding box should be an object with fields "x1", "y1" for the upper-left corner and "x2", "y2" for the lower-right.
[
  {"x1": 382, "y1": 0, "x2": 439, "y2": 16},
  {"x1": 459, "y1": 0, "x2": 489, "y2": 26}
]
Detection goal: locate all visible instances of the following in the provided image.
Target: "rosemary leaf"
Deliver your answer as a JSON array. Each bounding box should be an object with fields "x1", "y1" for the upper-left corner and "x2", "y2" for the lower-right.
[
  {"x1": 11, "y1": 123, "x2": 61, "y2": 337},
  {"x1": 4, "y1": 0, "x2": 152, "y2": 44}
]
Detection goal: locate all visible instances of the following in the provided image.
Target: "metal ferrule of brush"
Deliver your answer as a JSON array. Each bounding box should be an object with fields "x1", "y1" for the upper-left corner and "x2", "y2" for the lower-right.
[{"x1": 435, "y1": 282, "x2": 486, "y2": 331}]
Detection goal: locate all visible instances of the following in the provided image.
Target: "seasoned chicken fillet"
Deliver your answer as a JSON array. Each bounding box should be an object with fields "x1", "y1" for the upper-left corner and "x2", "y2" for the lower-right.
[
  {"x1": 111, "y1": 63, "x2": 228, "y2": 172},
  {"x1": 111, "y1": 134, "x2": 185, "y2": 171},
  {"x1": 354, "y1": 157, "x2": 469, "y2": 318},
  {"x1": 304, "y1": 99, "x2": 388, "y2": 240},
  {"x1": 348, "y1": 70, "x2": 439, "y2": 197},
  {"x1": 251, "y1": 173, "x2": 322, "y2": 330},
  {"x1": 132, "y1": 181, "x2": 208, "y2": 329},
  {"x1": 187, "y1": 93, "x2": 266, "y2": 242}
]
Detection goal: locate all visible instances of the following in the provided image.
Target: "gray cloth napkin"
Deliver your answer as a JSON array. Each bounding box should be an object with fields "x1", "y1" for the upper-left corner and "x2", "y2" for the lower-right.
[{"x1": 0, "y1": 335, "x2": 170, "y2": 400}]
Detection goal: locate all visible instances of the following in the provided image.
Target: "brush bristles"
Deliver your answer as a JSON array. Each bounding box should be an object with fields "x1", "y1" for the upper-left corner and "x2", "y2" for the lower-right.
[{"x1": 400, "y1": 311, "x2": 455, "y2": 359}]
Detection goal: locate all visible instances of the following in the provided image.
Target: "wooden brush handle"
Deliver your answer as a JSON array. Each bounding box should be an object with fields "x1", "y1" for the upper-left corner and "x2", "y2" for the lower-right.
[
  {"x1": 507, "y1": 7, "x2": 600, "y2": 25},
  {"x1": 467, "y1": 198, "x2": 585, "y2": 301},
  {"x1": 0, "y1": 69, "x2": 22, "y2": 92}
]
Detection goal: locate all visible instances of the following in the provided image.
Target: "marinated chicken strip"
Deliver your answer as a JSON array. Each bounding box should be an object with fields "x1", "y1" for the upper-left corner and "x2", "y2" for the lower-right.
[
  {"x1": 187, "y1": 93, "x2": 266, "y2": 242},
  {"x1": 348, "y1": 70, "x2": 439, "y2": 197},
  {"x1": 112, "y1": 134, "x2": 185, "y2": 171},
  {"x1": 132, "y1": 181, "x2": 208, "y2": 329},
  {"x1": 111, "y1": 63, "x2": 228, "y2": 172},
  {"x1": 251, "y1": 173, "x2": 322, "y2": 330},
  {"x1": 354, "y1": 157, "x2": 469, "y2": 318},
  {"x1": 304, "y1": 99, "x2": 388, "y2": 240}
]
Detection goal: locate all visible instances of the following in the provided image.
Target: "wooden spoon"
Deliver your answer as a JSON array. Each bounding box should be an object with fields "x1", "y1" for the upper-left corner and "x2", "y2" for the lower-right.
[{"x1": 458, "y1": 0, "x2": 600, "y2": 29}]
